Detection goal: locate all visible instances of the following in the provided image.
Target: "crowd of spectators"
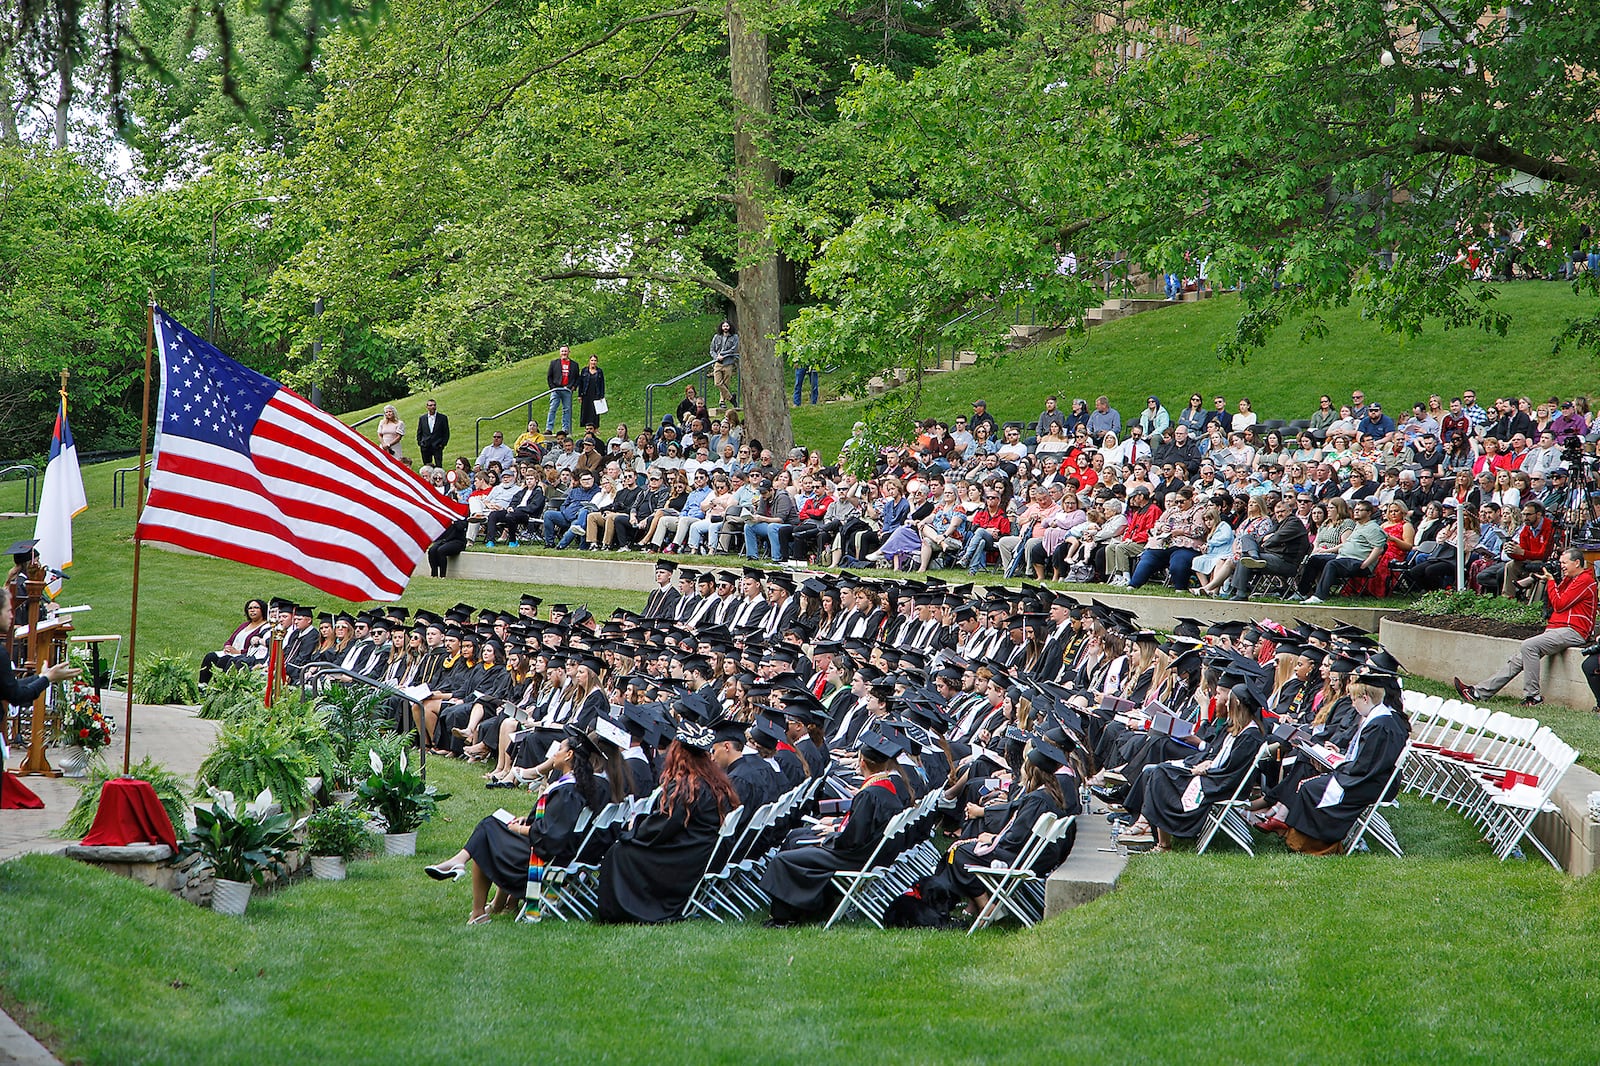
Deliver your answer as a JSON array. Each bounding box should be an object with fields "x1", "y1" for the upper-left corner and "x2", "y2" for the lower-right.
[{"x1": 420, "y1": 383, "x2": 1597, "y2": 605}]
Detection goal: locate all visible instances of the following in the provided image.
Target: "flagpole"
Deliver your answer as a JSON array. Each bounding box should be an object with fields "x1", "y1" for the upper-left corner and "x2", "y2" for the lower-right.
[{"x1": 123, "y1": 301, "x2": 156, "y2": 774}]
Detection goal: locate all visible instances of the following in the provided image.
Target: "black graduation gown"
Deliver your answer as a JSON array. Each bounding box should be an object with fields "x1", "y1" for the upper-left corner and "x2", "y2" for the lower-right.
[
  {"x1": 941, "y1": 787, "x2": 1071, "y2": 898},
  {"x1": 726, "y1": 752, "x2": 781, "y2": 825},
  {"x1": 597, "y1": 783, "x2": 726, "y2": 924},
  {"x1": 760, "y1": 777, "x2": 905, "y2": 916},
  {"x1": 1139, "y1": 724, "x2": 1264, "y2": 838},
  {"x1": 794, "y1": 736, "x2": 829, "y2": 781},
  {"x1": 771, "y1": 746, "x2": 807, "y2": 790},
  {"x1": 625, "y1": 751, "x2": 657, "y2": 796},
  {"x1": 463, "y1": 781, "x2": 587, "y2": 896},
  {"x1": 1285, "y1": 710, "x2": 1408, "y2": 844}
]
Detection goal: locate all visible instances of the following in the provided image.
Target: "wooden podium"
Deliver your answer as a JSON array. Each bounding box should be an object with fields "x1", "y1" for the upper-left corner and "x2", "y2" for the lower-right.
[{"x1": 8, "y1": 567, "x2": 72, "y2": 777}]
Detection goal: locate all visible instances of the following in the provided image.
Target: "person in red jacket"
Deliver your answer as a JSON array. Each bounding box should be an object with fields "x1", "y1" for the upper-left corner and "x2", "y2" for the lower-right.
[
  {"x1": 1457, "y1": 548, "x2": 1597, "y2": 706},
  {"x1": 1106, "y1": 486, "x2": 1163, "y2": 586}
]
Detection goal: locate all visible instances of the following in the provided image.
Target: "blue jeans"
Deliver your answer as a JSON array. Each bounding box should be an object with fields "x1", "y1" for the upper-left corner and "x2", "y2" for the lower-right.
[
  {"x1": 793, "y1": 367, "x2": 819, "y2": 406},
  {"x1": 546, "y1": 388, "x2": 572, "y2": 434},
  {"x1": 962, "y1": 529, "x2": 997, "y2": 570},
  {"x1": 543, "y1": 510, "x2": 576, "y2": 547},
  {"x1": 1165, "y1": 273, "x2": 1180, "y2": 299},
  {"x1": 746, "y1": 521, "x2": 786, "y2": 560},
  {"x1": 557, "y1": 509, "x2": 593, "y2": 548},
  {"x1": 1128, "y1": 547, "x2": 1200, "y2": 590}
]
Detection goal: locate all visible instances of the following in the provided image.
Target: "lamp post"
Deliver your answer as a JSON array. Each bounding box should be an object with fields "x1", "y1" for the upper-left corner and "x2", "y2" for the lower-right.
[{"x1": 209, "y1": 195, "x2": 283, "y2": 344}]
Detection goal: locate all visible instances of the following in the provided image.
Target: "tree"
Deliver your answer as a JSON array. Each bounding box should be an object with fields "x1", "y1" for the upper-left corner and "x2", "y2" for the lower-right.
[{"x1": 782, "y1": 0, "x2": 1600, "y2": 372}]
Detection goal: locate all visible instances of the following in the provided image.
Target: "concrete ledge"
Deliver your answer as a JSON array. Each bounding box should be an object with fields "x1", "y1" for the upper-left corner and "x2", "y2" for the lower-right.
[
  {"x1": 1532, "y1": 763, "x2": 1600, "y2": 877},
  {"x1": 1381, "y1": 618, "x2": 1593, "y2": 711},
  {"x1": 62, "y1": 843, "x2": 173, "y2": 863},
  {"x1": 418, "y1": 551, "x2": 1403, "y2": 633},
  {"x1": 1043, "y1": 814, "x2": 1126, "y2": 917}
]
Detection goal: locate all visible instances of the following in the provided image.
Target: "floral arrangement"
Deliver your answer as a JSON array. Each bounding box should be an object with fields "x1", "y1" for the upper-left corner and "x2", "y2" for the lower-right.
[{"x1": 59, "y1": 685, "x2": 113, "y2": 753}]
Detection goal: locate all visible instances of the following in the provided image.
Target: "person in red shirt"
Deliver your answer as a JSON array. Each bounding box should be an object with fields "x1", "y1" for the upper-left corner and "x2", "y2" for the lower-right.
[
  {"x1": 1457, "y1": 548, "x2": 1596, "y2": 706},
  {"x1": 1106, "y1": 486, "x2": 1163, "y2": 585},
  {"x1": 546, "y1": 345, "x2": 576, "y2": 434},
  {"x1": 1504, "y1": 501, "x2": 1556, "y2": 596},
  {"x1": 960, "y1": 490, "x2": 1013, "y2": 572}
]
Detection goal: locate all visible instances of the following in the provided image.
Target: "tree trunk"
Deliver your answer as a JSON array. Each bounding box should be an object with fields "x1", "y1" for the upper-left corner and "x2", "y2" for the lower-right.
[
  {"x1": 53, "y1": 0, "x2": 77, "y2": 151},
  {"x1": 726, "y1": 0, "x2": 793, "y2": 454}
]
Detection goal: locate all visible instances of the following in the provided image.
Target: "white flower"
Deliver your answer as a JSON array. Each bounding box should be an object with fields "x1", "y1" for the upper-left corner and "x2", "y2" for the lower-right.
[
  {"x1": 398, "y1": 750, "x2": 408, "y2": 774},
  {"x1": 245, "y1": 789, "x2": 274, "y2": 820},
  {"x1": 207, "y1": 787, "x2": 237, "y2": 818},
  {"x1": 369, "y1": 748, "x2": 384, "y2": 775}
]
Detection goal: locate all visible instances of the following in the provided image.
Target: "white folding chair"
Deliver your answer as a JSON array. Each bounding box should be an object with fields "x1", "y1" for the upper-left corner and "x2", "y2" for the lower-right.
[
  {"x1": 1341, "y1": 745, "x2": 1411, "y2": 857},
  {"x1": 822, "y1": 807, "x2": 916, "y2": 930},
  {"x1": 681, "y1": 805, "x2": 745, "y2": 921},
  {"x1": 1478, "y1": 728, "x2": 1577, "y2": 867},
  {"x1": 1194, "y1": 751, "x2": 1271, "y2": 856},
  {"x1": 966, "y1": 812, "x2": 1078, "y2": 933}
]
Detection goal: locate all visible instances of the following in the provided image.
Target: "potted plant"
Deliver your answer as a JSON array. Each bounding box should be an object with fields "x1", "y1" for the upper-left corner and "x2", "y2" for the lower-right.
[
  {"x1": 356, "y1": 748, "x2": 448, "y2": 856},
  {"x1": 195, "y1": 717, "x2": 315, "y2": 814},
  {"x1": 56, "y1": 684, "x2": 114, "y2": 778},
  {"x1": 186, "y1": 788, "x2": 295, "y2": 915},
  {"x1": 304, "y1": 803, "x2": 373, "y2": 880}
]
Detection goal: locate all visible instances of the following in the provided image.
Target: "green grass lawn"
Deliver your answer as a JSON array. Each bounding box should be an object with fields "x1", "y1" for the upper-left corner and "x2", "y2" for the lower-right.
[
  {"x1": 2, "y1": 754, "x2": 1597, "y2": 1065},
  {"x1": 0, "y1": 461, "x2": 642, "y2": 673},
  {"x1": 341, "y1": 313, "x2": 723, "y2": 456}
]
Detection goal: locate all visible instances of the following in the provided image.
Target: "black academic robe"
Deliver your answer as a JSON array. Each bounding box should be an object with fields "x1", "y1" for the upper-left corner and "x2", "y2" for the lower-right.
[
  {"x1": 760, "y1": 776, "x2": 905, "y2": 915},
  {"x1": 941, "y1": 787, "x2": 1071, "y2": 898},
  {"x1": 771, "y1": 746, "x2": 807, "y2": 790},
  {"x1": 625, "y1": 751, "x2": 657, "y2": 796},
  {"x1": 597, "y1": 783, "x2": 727, "y2": 923},
  {"x1": 726, "y1": 752, "x2": 781, "y2": 825},
  {"x1": 794, "y1": 736, "x2": 829, "y2": 781},
  {"x1": 0, "y1": 644, "x2": 48, "y2": 706},
  {"x1": 1138, "y1": 724, "x2": 1264, "y2": 838},
  {"x1": 1285, "y1": 709, "x2": 1408, "y2": 844},
  {"x1": 463, "y1": 780, "x2": 587, "y2": 896},
  {"x1": 643, "y1": 586, "x2": 681, "y2": 620}
]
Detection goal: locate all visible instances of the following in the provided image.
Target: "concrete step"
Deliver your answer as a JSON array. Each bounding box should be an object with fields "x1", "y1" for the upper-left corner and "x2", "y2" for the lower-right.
[
  {"x1": 1008, "y1": 323, "x2": 1049, "y2": 339},
  {"x1": 955, "y1": 350, "x2": 978, "y2": 366},
  {"x1": 1125, "y1": 298, "x2": 1179, "y2": 312},
  {"x1": 1044, "y1": 811, "x2": 1126, "y2": 917}
]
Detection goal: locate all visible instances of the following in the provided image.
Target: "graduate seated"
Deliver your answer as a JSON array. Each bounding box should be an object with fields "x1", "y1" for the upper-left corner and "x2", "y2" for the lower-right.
[
  {"x1": 923, "y1": 736, "x2": 1076, "y2": 919},
  {"x1": 597, "y1": 720, "x2": 740, "y2": 924},
  {"x1": 1252, "y1": 676, "x2": 1409, "y2": 855},
  {"x1": 423, "y1": 725, "x2": 622, "y2": 924},
  {"x1": 760, "y1": 725, "x2": 908, "y2": 927},
  {"x1": 1115, "y1": 671, "x2": 1267, "y2": 853},
  {"x1": 197, "y1": 597, "x2": 273, "y2": 683}
]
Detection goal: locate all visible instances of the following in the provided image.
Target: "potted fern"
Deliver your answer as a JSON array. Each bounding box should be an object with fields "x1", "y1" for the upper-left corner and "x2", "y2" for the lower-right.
[
  {"x1": 356, "y1": 748, "x2": 447, "y2": 856},
  {"x1": 187, "y1": 788, "x2": 295, "y2": 915},
  {"x1": 304, "y1": 803, "x2": 373, "y2": 880},
  {"x1": 195, "y1": 716, "x2": 315, "y2": 815}
]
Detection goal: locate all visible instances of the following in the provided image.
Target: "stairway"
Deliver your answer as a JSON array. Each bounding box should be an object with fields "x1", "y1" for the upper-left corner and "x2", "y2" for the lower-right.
[{"x1": 853, "y1": 293, "x2": 1196, "y2": 398}]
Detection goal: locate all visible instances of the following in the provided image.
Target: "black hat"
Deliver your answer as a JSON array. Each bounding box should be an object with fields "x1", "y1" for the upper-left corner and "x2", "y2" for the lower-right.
[
  {"x1": 6, "y1": 538, "x2": 38, "y2": 560},
  {"x1": 1025, "y1": 737, "x2": 1070, "y2": 773},
  {"x1": 674, "y1": 720, "x2": 716, "y2": 753},
  {"x1": 766, "y1": 571, "x2": 796, "y2": 592},
  {"x1": 710, "y1": 718, "x2": 751, "y2": 746},
  {"x1": 749, "y1": 713, "x2": 788, "y2": 748},
  {"x1": 856, "y1": 726, "x2": 903, "y2": 762},
  {"x1": 741, "y1": 565, "x2": 765, "y2": 581},
  {"x1": 520, "y1": 593, "x2": 543, "y2": 608},
  {"x1": 655, "y1": 557, "x2": 678, "y2": 573}
]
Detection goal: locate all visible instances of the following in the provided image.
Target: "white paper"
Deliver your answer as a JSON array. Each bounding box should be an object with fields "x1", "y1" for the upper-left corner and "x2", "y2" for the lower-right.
[
  {"x1": 492, "y1": 808, "x2": 516, "y2": 825},
  {"x1": 594, "y1": 398, "x2": 609, "y2": 415},
  {"x1": 1317, "y1": 777, "x2": 1345, "y2": 809}
]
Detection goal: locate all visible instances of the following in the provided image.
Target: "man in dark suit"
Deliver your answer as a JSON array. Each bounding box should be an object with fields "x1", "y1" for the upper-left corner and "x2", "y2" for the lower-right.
[
  {"x1": 282, "y1": 605, "x2": 323, "y2": 681},
  {"x1": 760, "y1": 571, "x2": 801, "y2": 638},
  {"x1": 1227, "y1": 497, "x2": 1309, "y2": 601},
  {"x1": 416, "y1": 398, "x2": 450, "y2": 467},
  {"x1": 643, "y1": 558, "x2": 681, "y2": 619}
]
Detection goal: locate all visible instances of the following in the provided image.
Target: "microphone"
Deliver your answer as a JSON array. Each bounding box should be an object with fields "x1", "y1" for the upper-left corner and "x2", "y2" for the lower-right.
[{"x1": 42, "y1": 567, "x2": 70, "y2": 581}]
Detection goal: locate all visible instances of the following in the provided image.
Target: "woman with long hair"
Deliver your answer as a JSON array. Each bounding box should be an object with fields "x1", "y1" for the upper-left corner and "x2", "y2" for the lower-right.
[
  {"x1": 930, "y1": 739, "x2": 1073, "y2": 914},
  {"x1": 761, "y1": 727, "x2": 909, "y2": 926},
  {"x1": 377, "y1": 405, "x2": 405, "y2": 459},
  {"x1": 597, "y1": 722, "x2": 740, "y2": 923},
  {"x1": 424, "y1": 727, "x2": 605, "y2": 923}
]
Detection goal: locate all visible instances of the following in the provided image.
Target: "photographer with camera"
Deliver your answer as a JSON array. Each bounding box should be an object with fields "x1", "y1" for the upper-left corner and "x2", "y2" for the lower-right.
[{"x1": 1457, "y1": 547, "x2": 1596, "y2": 707}]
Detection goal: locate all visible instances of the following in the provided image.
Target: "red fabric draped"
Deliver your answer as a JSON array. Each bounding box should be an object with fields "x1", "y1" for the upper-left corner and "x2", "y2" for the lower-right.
[
  {"x1": 80, "y1": 778, "x2": 179, "y2": 851},
  {"x1": 0, "y1": 771, "x2": 44, "y2": 809}
]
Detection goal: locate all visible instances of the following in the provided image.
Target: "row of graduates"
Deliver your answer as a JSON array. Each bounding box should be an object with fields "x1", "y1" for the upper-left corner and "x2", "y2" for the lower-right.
[
  {"x1": 329, "y1": 561, "x2": 1411, "y2": 922},
  {"x1": 1085, "y1": 623, "x2": 1411, "y2": 855}
]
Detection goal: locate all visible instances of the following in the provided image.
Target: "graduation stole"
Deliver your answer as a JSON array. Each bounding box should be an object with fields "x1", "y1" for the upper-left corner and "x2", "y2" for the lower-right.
[
  {"x1": 522, "y1": 773, "x2": 575, "y2": 923},
  {"x1": 839, "y1": 775, "x2": 896, "y2": 831},
  {"x1": 776, "y1": 741, "x2": 796, "y2": 753}
]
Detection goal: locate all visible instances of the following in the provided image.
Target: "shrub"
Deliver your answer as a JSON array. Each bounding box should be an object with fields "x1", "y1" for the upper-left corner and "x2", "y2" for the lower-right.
[
  {"x1": 1409, "y1": 589, "x2": 1548, "y2": 628},
  {"x1": 186, "y1": 788, "x2": 295, "y2": 885},
  {"x1": 196, "y1": 717, "x2": 314, "y2": 814},
  {"x1": 198, "y1": 668, "x2": 267, "y2": 721},
  {"x1": 137, "y1": 652, "x2": 200, "y2": 705},
  {"x1": 55, "y1": 758, "x2": 191, "y2": 840},
  {"x1": 316, "y1": 685, "x2": 391, "y2": 790},
  {"x1": 357, "y1": 748, "x2": 448, "y2": 834},
  {"x1": 305, "y1": 803, "x2": 375, "y2": 859}
]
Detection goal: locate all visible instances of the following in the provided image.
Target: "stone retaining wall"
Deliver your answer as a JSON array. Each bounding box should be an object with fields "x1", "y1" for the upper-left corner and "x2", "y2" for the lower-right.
[{"x1": 1380, "y1": 618, "x2": 1593, "y2": 710}]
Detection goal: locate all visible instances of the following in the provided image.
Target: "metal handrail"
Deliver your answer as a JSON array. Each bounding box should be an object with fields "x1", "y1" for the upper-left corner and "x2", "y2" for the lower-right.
[
  {"x1": 111, "y1": 459, "x2": 153, "y2": 509},
  {"x1": 0, "y1": 464, "x2": 40, "y2": 515},
  {"x1": 643, "y1": 359, "x2": 715, "y2": 432},
  {"x1": 348, "y1": 411, "x2": 384, "y2": 430},
  {"x1": 302, "y1": 667, "x2": 430, "y2": 782},
  {"x1": 475, "y1": 388, "x2": 555, "y2": 457}
]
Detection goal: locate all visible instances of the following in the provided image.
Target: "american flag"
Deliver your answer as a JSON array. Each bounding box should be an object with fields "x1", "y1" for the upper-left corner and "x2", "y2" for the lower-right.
[{"x1": 137, "y1": 308, "x2": 465, "y2": 601}]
